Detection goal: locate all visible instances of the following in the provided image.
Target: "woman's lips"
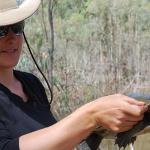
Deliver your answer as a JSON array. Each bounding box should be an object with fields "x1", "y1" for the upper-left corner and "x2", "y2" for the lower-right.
[{"x1": 0, "y1": 48, "x2": 18, "y2": 53}]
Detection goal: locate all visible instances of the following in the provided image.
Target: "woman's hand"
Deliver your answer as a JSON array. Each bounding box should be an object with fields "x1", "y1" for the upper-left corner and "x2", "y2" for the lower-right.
[{"x1": 83, "y1": 94, "x2": 148, "y2": 132}]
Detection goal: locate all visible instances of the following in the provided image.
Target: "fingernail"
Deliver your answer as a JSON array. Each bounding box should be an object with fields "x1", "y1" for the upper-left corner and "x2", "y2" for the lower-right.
[
  {"x1": 144, "y1": 105, "x2": 148, "y2": 111},
  {"x1": 147, "y1": 104, "x2": 150, "y2": 112}
]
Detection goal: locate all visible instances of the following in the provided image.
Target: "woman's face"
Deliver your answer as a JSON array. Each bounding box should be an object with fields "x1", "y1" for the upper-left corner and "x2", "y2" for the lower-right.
[{"x1": 0, "y1": 31, "x2": 23, "y2": 69}]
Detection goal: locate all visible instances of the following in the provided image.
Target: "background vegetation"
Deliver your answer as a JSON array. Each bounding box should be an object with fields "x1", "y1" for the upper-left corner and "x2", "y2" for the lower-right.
[{"x1": 17, "y1": 0, "x2": 150, "y2": 149}]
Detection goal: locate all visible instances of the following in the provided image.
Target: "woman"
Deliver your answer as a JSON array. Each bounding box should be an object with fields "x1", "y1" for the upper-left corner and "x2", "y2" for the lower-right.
[{"x1": 0, "y1": 0, "x2": 148, "y2": 150}]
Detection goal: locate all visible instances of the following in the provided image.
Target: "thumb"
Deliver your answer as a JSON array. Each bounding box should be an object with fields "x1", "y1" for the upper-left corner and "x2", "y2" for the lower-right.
[
  {"x1": 125, "y1": 97, "x2": 146, "y2": 106},
  {"x1": 125, "y1": 104, "x2": 148, "y2": 116}
]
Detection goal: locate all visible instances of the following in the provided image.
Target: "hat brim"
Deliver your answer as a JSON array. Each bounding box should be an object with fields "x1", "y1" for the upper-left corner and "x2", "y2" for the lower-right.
[{"x1": 0, "y1": 0, "x2": 41, "y2": 26}]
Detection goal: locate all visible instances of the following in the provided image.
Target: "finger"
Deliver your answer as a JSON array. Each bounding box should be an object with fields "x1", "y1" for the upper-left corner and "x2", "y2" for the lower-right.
[
  {"x1": 118, "y1": 126, "x2": 134, "y2": 132},
  {"x1": 123, "y1": 103, "x2": 147, "y2": 116},
  {"x1": 123, "y1": 113, "x2": 144, "y2": 122},
  {"x1": 124, "y1": 96, "x2": 146, "y2": 106},
  {"x1": 111, "y1": 125, "x2": 134, "y2": 133},
  {"x1": 120, "y1": 120, "x2": 139, "y2": 127},
  {"x1": 116, "y1": 123, "x2": 136, "y2": 132},
  {"x1": 140, "y1": 105, "x2": 148, "y2": 113},
  {"x1": 114, "y1": 118, "x2": 139, "y2": 127}
]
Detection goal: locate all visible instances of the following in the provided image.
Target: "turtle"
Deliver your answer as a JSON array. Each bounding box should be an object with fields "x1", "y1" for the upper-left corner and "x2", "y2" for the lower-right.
[
  {"x1": 116, "y1": 93, "x2": 150, "y2": 149},
  {"x1": 86, "y1": 93, "x2": 150, "y2": 150}
]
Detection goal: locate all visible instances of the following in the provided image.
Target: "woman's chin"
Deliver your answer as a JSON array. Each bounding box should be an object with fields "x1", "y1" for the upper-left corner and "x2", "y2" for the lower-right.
[{"x1": 0, "y1": 62, "x2": 19, "y2": 69}]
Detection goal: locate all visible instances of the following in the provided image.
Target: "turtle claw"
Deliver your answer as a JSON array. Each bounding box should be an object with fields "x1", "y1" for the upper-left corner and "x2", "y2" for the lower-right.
[
  {"x1": 115, "y1": 134, "x2": 136, "y2": 149},
  {"x1": 115, "y1": 119, "x2": 148, "y2": 149}
]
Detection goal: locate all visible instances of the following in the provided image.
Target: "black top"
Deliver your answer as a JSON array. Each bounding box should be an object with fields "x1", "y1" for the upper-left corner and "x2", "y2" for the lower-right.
[
  {"x1": 0, "y1": 70, "x2": 101, "y2": 150},
  {"x1": 0, "y1": 70, "x2": 57, "y2": 150}
]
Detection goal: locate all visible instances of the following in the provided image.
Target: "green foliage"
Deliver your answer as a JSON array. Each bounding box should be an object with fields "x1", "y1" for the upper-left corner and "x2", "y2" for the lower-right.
[
  {"x1": 54, "y1": 0, "x2": 91, "y2": 19},
  {"x1": 19, "y1": 0, "x2": 150, "y2": 109},
  {"x1": 18, "y1": 1, "x2": 150, "y2": 148}
]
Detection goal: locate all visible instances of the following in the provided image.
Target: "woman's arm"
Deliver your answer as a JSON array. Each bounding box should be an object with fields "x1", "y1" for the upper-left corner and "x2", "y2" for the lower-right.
[{"x1": 19, "y1": 94, "x2": 147, "y2": 150}]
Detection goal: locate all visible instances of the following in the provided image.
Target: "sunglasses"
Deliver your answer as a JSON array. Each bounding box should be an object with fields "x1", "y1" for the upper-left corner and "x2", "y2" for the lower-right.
[{"x1": 0, "y1": 21, "x2": 25, "y2": 38}]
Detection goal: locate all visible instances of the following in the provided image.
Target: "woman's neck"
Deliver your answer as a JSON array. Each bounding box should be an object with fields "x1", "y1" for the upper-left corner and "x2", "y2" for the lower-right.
[
  {"x1": 0, "y1": 69, "x2": 28, "y2": 102},
  {"x1": 0, "y1": 68, "x2": 15, "y2": 88}
]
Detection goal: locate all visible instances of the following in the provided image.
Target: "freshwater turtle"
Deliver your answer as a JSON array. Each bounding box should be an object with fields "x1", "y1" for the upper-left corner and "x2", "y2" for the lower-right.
[
  {"x1": 116, "y1": 93, "x2": 150, "y2": 149},
  {"x1": 86, "y1": 93, "x2": 150, "y2": 150}
]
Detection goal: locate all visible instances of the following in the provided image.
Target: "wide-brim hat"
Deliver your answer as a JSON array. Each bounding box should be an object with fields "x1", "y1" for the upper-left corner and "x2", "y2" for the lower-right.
[{"x1": 0, "y1": 0, "x2": 41, "y2": 26}]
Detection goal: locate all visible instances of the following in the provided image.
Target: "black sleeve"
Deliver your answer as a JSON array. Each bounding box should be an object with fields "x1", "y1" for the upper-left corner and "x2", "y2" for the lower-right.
[
  {"x1": 0, "y1": 121, "x2": 19, "y2": 150},
  {"x1": 0, "y1": 91, "x2": 19, "y2": 150}
]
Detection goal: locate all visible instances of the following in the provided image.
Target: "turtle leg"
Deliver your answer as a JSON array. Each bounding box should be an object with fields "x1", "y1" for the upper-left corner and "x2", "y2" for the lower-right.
[{"x1": 86, "y1": 133, "x2": 102, "y2": 150}]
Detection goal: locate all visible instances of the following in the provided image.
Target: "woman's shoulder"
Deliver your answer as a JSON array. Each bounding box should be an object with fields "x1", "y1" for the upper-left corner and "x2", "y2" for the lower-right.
[
  {"x1": 14, "y1": 70, "x2": 43, "y2": 87},
  {"x1": 14, "y1": 70, "x2": 39, "y2": 81}
]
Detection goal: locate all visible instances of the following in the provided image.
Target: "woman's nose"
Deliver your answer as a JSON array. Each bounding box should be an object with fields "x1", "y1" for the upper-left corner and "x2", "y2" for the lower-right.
[
  {"x1": 4, "y1": 30, "x2": 18, "y2": 46},
  {"x1": 6, "y1": 28, "x2": 17, "y2": 41}
]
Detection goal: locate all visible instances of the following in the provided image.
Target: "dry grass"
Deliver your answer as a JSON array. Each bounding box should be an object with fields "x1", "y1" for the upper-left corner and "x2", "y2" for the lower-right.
[{"x1": 18, "y1": 0, "x2": 150, "y2": 149}]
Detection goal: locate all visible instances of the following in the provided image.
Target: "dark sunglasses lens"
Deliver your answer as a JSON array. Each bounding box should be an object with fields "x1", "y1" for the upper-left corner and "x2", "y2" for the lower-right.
[
  {"x1": 0, "y1": 26, "x2": 8, "y2": 37},
  {"x1": 12, "y1": 21, "x2": 25, "y2": 35}
]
